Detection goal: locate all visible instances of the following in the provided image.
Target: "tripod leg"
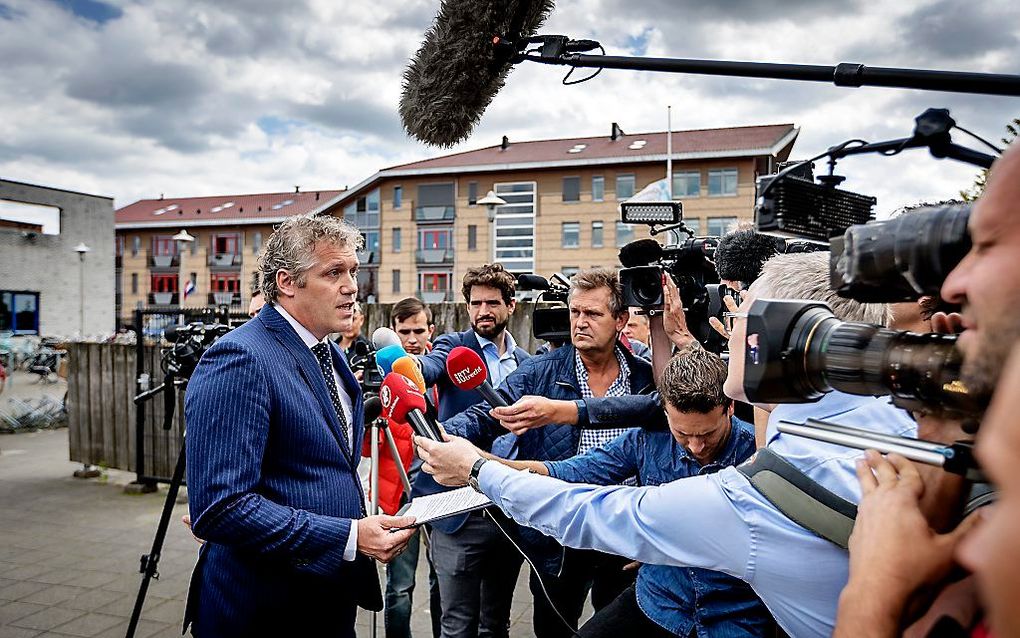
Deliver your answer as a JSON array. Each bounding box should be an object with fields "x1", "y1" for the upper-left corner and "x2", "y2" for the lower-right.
[
  {"x1": 369, "y1": 421, "x2": 380, "y2": 638},
  {"x1": 126, "y1": 438, "x2": 186, "y2": 638}
]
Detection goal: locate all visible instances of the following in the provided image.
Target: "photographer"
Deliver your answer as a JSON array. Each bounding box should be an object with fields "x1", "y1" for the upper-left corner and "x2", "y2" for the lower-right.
[
  {"x1": 835, "y1": 144, "x2": 1020, "y2": 636},
  {"x1": 482, "y1": 346, "x2": 769, "y2": 637},
  {"x1": 417, "y1": 251, "x2": 917, "y2": 638},
  {"x1": 714, "y1": 226, "x2": 782, "y2": 290},
  {"x1": 439, "y1": 267, "x2": 655, "y2": 637}
]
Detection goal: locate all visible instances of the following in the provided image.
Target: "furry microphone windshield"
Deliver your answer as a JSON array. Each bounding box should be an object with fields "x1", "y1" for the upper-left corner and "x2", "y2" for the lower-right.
[{"x1": 400, "y1": 0, "x2": 555, "y2": 147}]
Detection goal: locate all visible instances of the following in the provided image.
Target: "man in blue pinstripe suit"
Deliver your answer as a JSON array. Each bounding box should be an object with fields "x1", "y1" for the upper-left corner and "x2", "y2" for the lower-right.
[{"x1": 184, "y1": 215, "x2": 415, "y2": 637}]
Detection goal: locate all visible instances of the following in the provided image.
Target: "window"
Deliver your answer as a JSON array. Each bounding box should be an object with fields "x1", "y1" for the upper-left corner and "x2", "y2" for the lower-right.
[
  {"x1": 708, "y1": 168, "x2": 738, "y2": 196},
  {"x1": 672, "y1": 171, "x2": 701, "y2": 198},
  {"x1": 707, "y1": 217, "x2": 738, "y2": 236},
  {"x1": 212, "y1": 233, "x2": 240, "y2": 255},
  {"x1": 616, "y1": 222, "x2": 635, "y2": 247},
  {"x1": 132, "y1": 236, "x2": 140, "y2": 256},
  {"x1": 362, "y1": 231, "x2": 380, "y2": 262},
  {"x1": 591, "y1": 221, "x2": 604, "y2": 248},
  {"x1": 592, "y1": 176, "x2": 604, "y2": 202},
  {"x1": 416, "y1": 183, "x2": 456, "y2": 222},
  {"x1": 344, "y1": 188, "x2": 382, "y2": 227},
  {"x1": 211, "y1": 273, "x2": 239, "y2": 293},
  {"x1": 493, "y1": 182, "x2": 537, "y2": 273},
  {"x1": 684, "y1": 218, "x2": 702, "y2": 236},
  {"x1": 151, "y1": 274, "x2": 178, "y2": 293},
  {"x1": 131, "y1": 273, "x2": 138, "y2": 294},
  {"x1": 561, "y1": 222, "x2": 580, "y2": 248},
  {"x1": 468, "y1": 224, "x2": 477, "y2": 251},
  {"x1": 420, "y1": 272, "x2": 451, "y2": 292},
  {"x1": 562, "y1": 177, "x2": 580, "y2": 202},
  {"x1": 0, "y1": 291, "x2": 40, "y2": 334},
  {"x1": 115, "y1": 236, "x2": 124, "y2": 257},
  {"x1": 392, "y1": 227, "x2": 402, "y2": 252},
  {"x1": 392, "y1": 269, "x2": 401, "y2": 293},
  {"x1": 357, "y1": 269, "x2": 377, "y2": 302},
  {"x1": 252, "y1": 231, "x2": 262, "y2": 254},
  {"x1": 616, "y1": 174, "x2": 635, "y2": 200},
  {"x1": 468, "y1": 181, "x2": 478, "y2": 206},
  {"x1": 419, "y1": 228, "x2": 452, "y2": 249},
  {"x1": 152, "y1": 236, "x2": 178, "y2": 256},
  {"x1": 393, "y1": 186, "x2": 403, "y2": 209}
]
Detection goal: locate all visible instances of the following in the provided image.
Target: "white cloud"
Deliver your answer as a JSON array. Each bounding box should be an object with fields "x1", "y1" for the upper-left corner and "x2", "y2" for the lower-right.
[{"x1": 0, "y1": 0, "x2": 1014, "y2": 214}]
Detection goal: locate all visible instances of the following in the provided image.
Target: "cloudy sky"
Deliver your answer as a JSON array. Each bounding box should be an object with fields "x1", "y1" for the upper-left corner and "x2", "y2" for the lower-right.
[{"x1": 0, "y1": 0, "x2": 1017, "y2": 214}]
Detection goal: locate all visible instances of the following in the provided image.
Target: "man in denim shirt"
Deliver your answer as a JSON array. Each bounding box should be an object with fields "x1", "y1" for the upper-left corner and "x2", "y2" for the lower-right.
[{"x1": 487, "y1": 348, "x2": 769, "y2": 637}]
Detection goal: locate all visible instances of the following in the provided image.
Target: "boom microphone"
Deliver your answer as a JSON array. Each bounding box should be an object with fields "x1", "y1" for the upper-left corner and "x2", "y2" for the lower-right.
[
  {"x1": 446, "y1": 346, "x2": 509, "y2": 408},
  {"x1": 372, "y1": 326, "x2": 402, "y2": 350},
  {"x1": 516, "y1": 273, "x2": 551, "y2": 290},
  {"x1": 381, "y1": 373, "x2": 442, "y2": 440},
  {"x1": 618, "y1": 238, "x2": 664, "y2": 268},
  {"x1": 399, "y1": 0, "x2": 555, "y2": 147}
]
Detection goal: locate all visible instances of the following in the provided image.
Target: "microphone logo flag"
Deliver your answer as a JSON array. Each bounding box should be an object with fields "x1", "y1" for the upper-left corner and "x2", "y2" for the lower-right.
[{"x1": 452, "y1": 364, "x2": 484, "y2": 387}]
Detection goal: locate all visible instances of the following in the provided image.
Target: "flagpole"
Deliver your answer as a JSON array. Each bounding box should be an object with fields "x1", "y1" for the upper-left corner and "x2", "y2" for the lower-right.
[{"x1": 666, "y1": 105, "x2": 673, "y2": 199}]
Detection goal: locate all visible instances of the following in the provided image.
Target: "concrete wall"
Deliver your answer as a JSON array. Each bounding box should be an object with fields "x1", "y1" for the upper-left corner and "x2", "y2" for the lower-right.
[{"x1": 0, "y1": 180, "x2": 115, "y2": 337}]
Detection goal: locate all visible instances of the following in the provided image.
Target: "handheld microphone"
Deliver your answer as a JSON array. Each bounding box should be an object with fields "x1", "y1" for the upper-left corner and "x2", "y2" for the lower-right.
[
  {"x1": 381, "y1": 373, "x2": 442, "y2": 441},
  {"x1": 393, "y1": 354, "x2": 442, "y2": 423},
  {"x1": 375, "y1": 344, "x2": 407, "y2": 376},
  {"x1": 372, "y1": 326, "x2": 402, "y2": 350},
  {"x1": 399, "y1": 0, "x2": 555, "y2": 147},
  {"x1": 446, "y1": 346, "x2": 508, "y2": 408},
  {"x1": 364, "y1": 395, "x2": 383, "y2": 424}
]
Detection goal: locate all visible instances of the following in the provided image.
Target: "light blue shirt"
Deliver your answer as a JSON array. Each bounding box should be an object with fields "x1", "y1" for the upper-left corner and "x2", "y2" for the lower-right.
[
  {"x1": 478, "y1": 392, "x2": 917, "y2": 638},
  {"x1": 475, "y1": 330, "x2": 519, "y2": 389}
]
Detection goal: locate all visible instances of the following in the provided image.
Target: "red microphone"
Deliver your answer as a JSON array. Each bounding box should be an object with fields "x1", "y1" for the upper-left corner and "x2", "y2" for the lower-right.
[
  {"x1": 381, "y1": 372, "x2": 441, "y2": 440},
  {"x1": 446, "y1": 346, "x2": 509, "y2": 408}
]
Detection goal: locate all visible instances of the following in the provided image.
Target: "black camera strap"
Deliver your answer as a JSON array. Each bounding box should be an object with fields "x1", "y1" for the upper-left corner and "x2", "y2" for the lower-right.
[{"x1": 737, "y1": 448, "x2": 857, "y2": 550}]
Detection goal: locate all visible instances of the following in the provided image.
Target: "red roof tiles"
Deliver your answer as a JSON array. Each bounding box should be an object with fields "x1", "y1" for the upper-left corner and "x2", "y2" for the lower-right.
[{"x1": 115, "y1": 189, "x2": 344, "y2": 227}]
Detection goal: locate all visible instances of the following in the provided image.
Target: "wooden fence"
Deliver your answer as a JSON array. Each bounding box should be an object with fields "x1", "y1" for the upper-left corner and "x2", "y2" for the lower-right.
[{"x1": 65, "y1": 302, "x2": 552, "y2": 477}]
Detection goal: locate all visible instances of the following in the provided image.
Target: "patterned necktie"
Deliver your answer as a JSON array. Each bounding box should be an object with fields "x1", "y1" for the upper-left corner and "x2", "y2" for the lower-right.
[{"x1": 311, "y1": 341, "x2": 351, "y2": 453}]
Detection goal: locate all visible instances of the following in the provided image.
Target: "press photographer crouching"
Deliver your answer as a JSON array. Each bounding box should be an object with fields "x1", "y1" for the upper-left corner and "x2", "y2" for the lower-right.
[
  {"x1": 479, "y1": 346, "x2": 769, "y2": 637},
  {"x1": 834, "y1": 144, "x2": 1020, "y2": 637},
  {"x1": 417, "y1": 250, "x2": 915, "y2": 638}
]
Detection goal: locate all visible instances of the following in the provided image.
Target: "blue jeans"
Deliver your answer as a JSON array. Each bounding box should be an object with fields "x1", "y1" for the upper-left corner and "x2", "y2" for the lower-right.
[{"x1": 385, "y1": 527, "x2": 442, "y2": 638}]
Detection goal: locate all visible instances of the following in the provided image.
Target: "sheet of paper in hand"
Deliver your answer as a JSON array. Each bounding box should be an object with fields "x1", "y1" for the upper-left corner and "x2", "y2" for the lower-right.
[{"x1": 395, "y1": 486, "x2": 493, "y2": 528}]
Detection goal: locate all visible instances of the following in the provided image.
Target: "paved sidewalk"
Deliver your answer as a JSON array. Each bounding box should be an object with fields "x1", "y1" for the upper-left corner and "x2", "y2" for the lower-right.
[{"x1": 0, "y1": 428, "x2": 547, "y2": 637}]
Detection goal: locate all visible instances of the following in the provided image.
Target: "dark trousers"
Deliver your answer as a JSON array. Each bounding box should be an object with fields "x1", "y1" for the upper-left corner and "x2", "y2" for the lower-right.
[
  {"x1": 529, "y1": 549, "x2": 636, "y2": 638},
  {"x1": 430, "y1": 512, "x2": 524, "y2": 638},
  {"x1": 384, "y1": 526, "x2": 442, "y2": 638},
  {"x1": 578, "y1": 584, "x2": 676, "y2": 638}
]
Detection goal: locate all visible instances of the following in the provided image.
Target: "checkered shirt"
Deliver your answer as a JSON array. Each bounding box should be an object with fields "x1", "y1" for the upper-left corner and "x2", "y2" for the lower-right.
[{"x1": 575, "y1": 346, "x2": 631, "y2": 456}]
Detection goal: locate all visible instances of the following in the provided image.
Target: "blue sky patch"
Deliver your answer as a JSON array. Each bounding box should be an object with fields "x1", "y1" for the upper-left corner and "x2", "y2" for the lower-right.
[{"x1": 51, "y1": 0, "x2": 122, "y2": 24}]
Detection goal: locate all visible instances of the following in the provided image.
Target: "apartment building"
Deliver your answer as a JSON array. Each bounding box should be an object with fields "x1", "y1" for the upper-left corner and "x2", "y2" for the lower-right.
[
  {"x1": 114, "y1": 189, "x2": 342, "y2": 327},
  {"x1": 316, "y1": 122, "x2": 799, "y2": 302}
]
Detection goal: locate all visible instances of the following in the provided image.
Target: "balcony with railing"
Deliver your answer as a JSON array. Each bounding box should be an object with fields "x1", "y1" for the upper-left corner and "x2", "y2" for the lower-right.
[
  {"x1": 208, "y1": 292, "x2": 242, "y2": 306},
  {"x1": 148, "y1": 292, "x2": 179, "y2": 305},
  {"x1": 418, "y1": 290, "x2": 453, "y2": 303},
  {"x1": 415, "y1": 248, "x2": 455, "y2": 265},
  {"x1": 414, "y1": 205, "x2": 455, "y2": 223},
  {"x1": 356, "y1": 249, "x2": 377, "y2": 265},
  {"x1": 207, "y1": 252, "x2": 243, "y2": 268},
  {"x1": 148, "y1": 252, "x2": 180, "y2": 269}
]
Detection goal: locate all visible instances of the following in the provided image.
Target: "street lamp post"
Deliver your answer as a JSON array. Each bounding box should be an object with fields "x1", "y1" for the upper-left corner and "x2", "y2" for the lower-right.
[
  {"x1": 73, "y1": 243, "x2": 91, "y2": 337},
  {"x1": 171, "y1": 229, "x2": 195, "y2": 307},
  {"x1": 477, "y1": 190, "x2": 507, "y2": 265}
]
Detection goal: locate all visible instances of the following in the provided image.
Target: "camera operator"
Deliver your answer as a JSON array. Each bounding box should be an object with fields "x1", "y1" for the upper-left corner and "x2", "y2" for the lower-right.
[
  {"x1": 835, "y1": 144, "x2": 1020, "y2": 637},
  {"x1": 714, "y1": 226, "x2": 782, "y2": 291},
  {"x1": 417, "y1": 251, "x2": 917, "y2": 638},
  {"x1": 437, "y1": 267, "x2": 655, "y2": 637},
  {"x1": 183, "y1": 216, "x2": 415, "y2": 637},
  {"x1": 478, "y1": 346, "x2": 769, "y2": 637}
]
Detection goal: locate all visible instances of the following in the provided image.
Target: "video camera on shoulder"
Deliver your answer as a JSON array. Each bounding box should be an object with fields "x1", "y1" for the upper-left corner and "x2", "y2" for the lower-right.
[
  {"x1": 616, "y1": 202, "x2": 731, "y2": 353},
  {"x1": 162, "y1": 322, "x2": 231, "y2": 384},
  {"x1": 517, "y1": 272, "x2": 571, "y2": 344}
]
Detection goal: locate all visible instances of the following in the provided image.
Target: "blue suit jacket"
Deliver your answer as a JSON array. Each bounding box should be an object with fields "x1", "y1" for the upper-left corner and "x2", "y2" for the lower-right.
[
  {"x1": 413, "y1": 329, "x2": 529, "y2": 533},
  {"x1": 184, "y1": 304, "x2": 378, "y2": 637}
]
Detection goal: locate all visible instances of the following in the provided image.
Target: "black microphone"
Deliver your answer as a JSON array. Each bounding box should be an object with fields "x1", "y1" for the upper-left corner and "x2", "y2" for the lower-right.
[
  {"x1": 715, "y1": 229, "x2": 782, "y2": 286},
  {"x1": 364, "y1": 395, "x2": 383, "y2": 424},
  {"x1": 618, "y1": 238, "x2": 664, "y2": 268},
  {"x1": 399, "y1": 0, "x2": 555, "y2": 147},
  {"x1": 516, "y1": 273, "x2": 551, "y2": 290}
]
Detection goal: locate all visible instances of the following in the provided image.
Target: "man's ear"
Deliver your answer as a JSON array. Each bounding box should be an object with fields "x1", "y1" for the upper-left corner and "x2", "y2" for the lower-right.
[
  {"x1": 616, "y1": 309, "x2": 630, "y2": 333},
  {"x1": 507, "y1": 298, "x2": 516, "y2": 314},
  {"x1": 276, "y1": 269, "x2": 296, "y2": 299},
  {"x1": 427, "y1": 325, "x2": 435, "y2": 338}
]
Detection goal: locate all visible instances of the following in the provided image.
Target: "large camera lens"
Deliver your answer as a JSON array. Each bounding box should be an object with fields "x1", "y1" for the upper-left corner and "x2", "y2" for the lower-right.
[
  {"x1": 831, "y1": 203, "x2": 971, "y2": 302},
  {"x1": 743, "y1": 299, "x2": 986, "y2": 418},
  {"x1": 620, "y1": 265, "x2": 665, "y2": 308}
]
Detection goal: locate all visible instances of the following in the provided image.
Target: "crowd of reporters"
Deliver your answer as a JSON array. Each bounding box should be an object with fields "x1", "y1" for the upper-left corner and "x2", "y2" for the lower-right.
[{"x1": 180, "y1": 144, "x2": 1020, "y2": 638}]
